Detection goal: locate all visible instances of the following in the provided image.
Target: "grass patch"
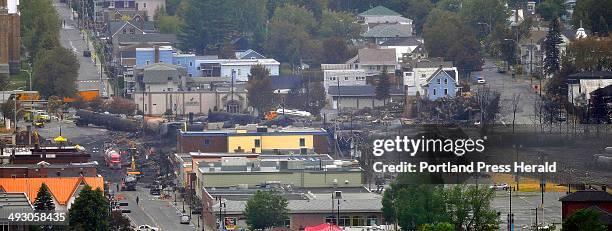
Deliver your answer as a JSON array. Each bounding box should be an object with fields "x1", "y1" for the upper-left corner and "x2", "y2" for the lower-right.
[{"x1": 7, "y1": 72, "x2": 29, "y2": 90}]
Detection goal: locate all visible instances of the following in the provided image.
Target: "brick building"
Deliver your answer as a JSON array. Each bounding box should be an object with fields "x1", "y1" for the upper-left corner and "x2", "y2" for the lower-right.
[
  {"x1": 0, "y1": 0, "x2": 20, "y2": 75},
  {"x1": 559, "y1": 190, "x2": 612, "y2": 230}
]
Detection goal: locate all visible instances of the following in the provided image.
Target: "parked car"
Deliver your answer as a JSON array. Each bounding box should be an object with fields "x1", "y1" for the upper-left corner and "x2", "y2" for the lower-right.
[
  {"x1": 489, "y1": 183, "x2": 509, "y2": 191},
  {"x1": 136, "y1": 225, "x2": 160, "y2": 231},
  {"x1": 180, "y1": 214, "x2": 190, "y2": 224},
  {"x1": 476, "y1": 76, "x2": 486, "y2": 84},
  {"x1": 149, "y1": 188, "x2": 160, "y2": 196}
]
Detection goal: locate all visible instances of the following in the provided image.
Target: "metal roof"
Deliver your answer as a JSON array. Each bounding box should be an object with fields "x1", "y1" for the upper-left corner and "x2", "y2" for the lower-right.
[
  {"x1": 362, "y1": 24, "x2": 412, "y2": 38},
  {"x1": 359, "y1": 6, "x2": 401, "y2": 16}
]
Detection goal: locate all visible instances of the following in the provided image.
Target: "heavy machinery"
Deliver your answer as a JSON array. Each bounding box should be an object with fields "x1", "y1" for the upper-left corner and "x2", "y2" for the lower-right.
[
  {"x1": 123, "y1": 147, "x2": 140, "y2": 191},
  {"x1": 105, "y1": 148, "x2": 122, "y2": 170}
]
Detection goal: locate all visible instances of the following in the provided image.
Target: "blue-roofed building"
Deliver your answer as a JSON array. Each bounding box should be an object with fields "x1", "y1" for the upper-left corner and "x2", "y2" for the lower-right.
[
  {"x1": 172, "y1": 53, "x2": 197, "y2": 77},
  {"x1": 135, "y1": 46, "x2": 173, "y2": 69},
  {"x1": 423, "y1": 68, "x2": 458, "y2": 100}
]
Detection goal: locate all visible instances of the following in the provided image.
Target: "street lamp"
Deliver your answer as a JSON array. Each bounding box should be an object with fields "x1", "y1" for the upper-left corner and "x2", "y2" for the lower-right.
[
  {"x1": 507, "y1": 186, "x2": 516, "y2": 231},
  {"x1": 21, "y1": 69, "x2": 32, "y2": 91}
]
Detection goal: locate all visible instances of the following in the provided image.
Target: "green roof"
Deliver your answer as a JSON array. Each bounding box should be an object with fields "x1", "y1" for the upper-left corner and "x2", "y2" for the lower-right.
[{"x1": 359, "y1": 6, "x2": 401, "y2": 16}]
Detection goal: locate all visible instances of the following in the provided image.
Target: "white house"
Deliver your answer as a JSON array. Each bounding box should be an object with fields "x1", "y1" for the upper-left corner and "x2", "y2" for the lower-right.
[
  {"x1": 195, "y1": 59, "x2": 280, "y2": 81},
  {"x1": 402, "y1": 59, "x2": 456, "y2": 97},
  {"x1": 323, "y1": 70, "x2": 367, "y2": 93}
]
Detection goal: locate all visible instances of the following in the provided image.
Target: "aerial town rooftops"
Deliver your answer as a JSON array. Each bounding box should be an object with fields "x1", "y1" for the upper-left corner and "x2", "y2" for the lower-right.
[
  {"x1": 362, "y1": 24, "x2": 413, "y2": 38},
  {"x1": 359, "y1": 6, "x2": 401, "y2": 16},
  {"x1": 0, "y1": 192, "x2": 34, "y2": 214}
]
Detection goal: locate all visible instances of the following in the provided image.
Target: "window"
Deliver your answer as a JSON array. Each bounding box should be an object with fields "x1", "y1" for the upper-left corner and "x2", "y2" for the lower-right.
[
  {"x1": 109, "y1": 1, "x2": 115, "y2": 8},
  {"x1": 146, "y1": 60, "x2": 150, "y2": 65},
  {"x1": 351, "y1": 216, "x2": 365, "y2": 226},
  {"x1": 124, "y1": 1, "x2": 128, "y2": 8},
  {"x1": 167, "y1": 88, "x2": 173, "y2": 92},
  {"x1": 437, "y1": 78, "x2": 441, "y2": 84},
  {"x1": 344, "y1": 77, "x2": 349, "y2": 81},
  {"x1": 204, "y1": 139, "x2": 210, "y2": 146},
  {"x1": 299, "y1": 138, "x2": 305, "y2": 146},
  {"x1": 189, "y1": 61, "x2": 193, "y2": 67},
  {"x1": 238, "y1": 69, "x2": 241, "y2": 75},
  {"x1": 325, "y1": 216, "x2": 336, "y2": 224},
  {"x1": 444, "y1": 88, "x2": 448, "y2": 95},
  {"x1": 254, "y1": 139, "x2": 261, "y2": 148},
  {"x1": 284, "y1": 218, "x2": 291, "y2": 228},
  {"x1": 421, "y1": 74, "x2": 426, "y2": 78},
  {"x1": 444, "y1": 78, "x2": 448, "y2": 84},
  {"x1": 177, "y1": 61, "x2": 181, "y2": 65},
  {"x1": 339, "y1": 216, "x2": 350, "y2": 227},
  {"x1": 433, "y1": 89, "x2": 437, "y2": 96},
  {"x1": 197, "y1": 66, "x2": 201, "y2": 70},
  {"x1": 122, "y1": 28, "x2": 127, "y2": 34},
  {"x1": 300, "y1": 148, "x2": 307, "y2": 155},
  {"x1": 143, "y1": 2, "x2": 147, "y2": 8},
  {"x1": 366, "y1": 216, "x2": 378, "y2": 226},
  {"x1": 167, "y1": 77, "x2": 172, "y2": 81}
]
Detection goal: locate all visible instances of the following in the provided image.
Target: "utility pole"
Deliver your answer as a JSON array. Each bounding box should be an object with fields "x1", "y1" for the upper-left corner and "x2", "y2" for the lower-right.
[{"x1": 530, "y1": 39, "x2": 533, "y2": 84}]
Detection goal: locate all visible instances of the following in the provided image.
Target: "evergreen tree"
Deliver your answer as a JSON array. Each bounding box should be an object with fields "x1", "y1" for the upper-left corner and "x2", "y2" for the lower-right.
[
  {"x1": 246, "y1": 65, "x2": 274, "y2": 116},
  {"x1": 544, "y1": 17, "x2": 563, "y2": 76},
  {"x1": 34, "y1": 183, "x2": 55, "y2": 211},
  {"x1": 375, "y1": 68, "x2": 391, "y2": 105},
  {"x1": 562, "y1": 208, "x2": 607, "y2": 231},
  {"x1": 598, "y1": 16, "x2": 609, "y2": 37},
  {"x1": 68, "y1": 185, "x2": 110, "y2": 231}
]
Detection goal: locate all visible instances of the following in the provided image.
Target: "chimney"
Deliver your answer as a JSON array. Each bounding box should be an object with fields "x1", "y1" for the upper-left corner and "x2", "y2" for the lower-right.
[{"x1": 154, "y1": 46, "x2": 160, "y2": 63}]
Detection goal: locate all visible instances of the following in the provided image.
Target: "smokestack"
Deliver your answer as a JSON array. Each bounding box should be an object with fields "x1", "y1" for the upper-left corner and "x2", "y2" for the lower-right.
[{"x1": 154, "y1": 46, "x2": 160, "y2": 63}]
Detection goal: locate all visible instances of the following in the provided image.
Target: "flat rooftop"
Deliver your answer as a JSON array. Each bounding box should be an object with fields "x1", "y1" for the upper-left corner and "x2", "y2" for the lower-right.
[
  {"x1": 180, "y1": 126, "x2": 327, "y2": 136},
  {"x1": 207, "y1": 186, "x2": 381, "y2": 214}
]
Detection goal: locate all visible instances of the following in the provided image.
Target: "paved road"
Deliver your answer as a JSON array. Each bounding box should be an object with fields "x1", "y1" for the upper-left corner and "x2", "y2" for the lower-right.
[
  {"x1": 53, "y1": 0, "x2": 111, "y2": 96},
  {"x1": 472, "y1": 60, "x2": 540, "y2": 125},
  {"x1": 119, "y1": 187, "x2": 198, "y2": 231},
  {"x1": 492, "y1": 192, "x2": 563, "y2": 230}
]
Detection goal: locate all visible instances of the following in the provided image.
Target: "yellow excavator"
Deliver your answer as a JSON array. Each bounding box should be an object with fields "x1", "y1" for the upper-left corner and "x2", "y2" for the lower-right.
[{"x1": 123, "y1": 143, "x2": 140, "y2": 191}]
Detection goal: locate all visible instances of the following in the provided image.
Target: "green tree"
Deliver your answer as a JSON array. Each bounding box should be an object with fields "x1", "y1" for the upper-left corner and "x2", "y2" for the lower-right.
[
  {"x1": 382, "y1": 175, "x2": 499, "y2": 230},
  {"x1": 243, "y1": 190, "x2": 289, "y2": 230},
  {"x1": 32, "y1": 47, "x2": 79, "y2": 98},
  {"x1": 423, "y1": 9, "x2": 483, "y2": 74},
  {"x1": 536, "y1": 0, "x2": 566, "y2": 21},
  {"x1": 571, "y1": 0, "x2": 612, "y2": 36},
  {"x1": 265, "y1": 5, "x2": 317, "y2": 64},
  {"x1": 406, "y1": 0, "x2": 434, "y2": 35},
  {"x1": 19, "y1": 0, "x2": 61, "y2": 61},
  {"x1": 375, "y1": 69, "x2": 391, "y2": 105},
  {"x1": 544, "y1": 18, "x2": 563, "y2": 75},
  {"x1": 218, "y1": 41, "x2": 237, "y2": 59},
  {"x1": 179, "y1": 0, "x2": 238, "y2": 53},
  {"x1": 109, "y1": 211, "x2": 133, "y2": 231},
  {"x1": 318, "y1": 9, "x2": 361, "y2": 40},
  {"x1": 564, "y1": 37, "x2": 612, "y2": 72},
  {"x1": 68, "y1": 185, "x2": 110, "y2": 231},
  {"x1": 247, "y1": 65, "x2": 274, "y2": 115},
  {"x1": 419, "y1": 222, "x2": 454, "y2": 231},
  {"x1": 1, "y1": 99, "x2": 24, "y2": 127},
  {"x1": 34, "y1": 183, "x2": 55, "y2": 211},
  {"x1": 321, "y1": 37, "x2": 353, "y2": 64},
  {"x1": 154, "y1": 9, "x2": 183, "y2": 35},
  {"x1": 561, "y1": 208, "x2": 607, "y2": 231},
  {"x1": 235, "y1": 0, "x2": 268, "y2": 50},
  {"x1": 459, "y1": 0, "x2": 509, "y2": 40}
]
